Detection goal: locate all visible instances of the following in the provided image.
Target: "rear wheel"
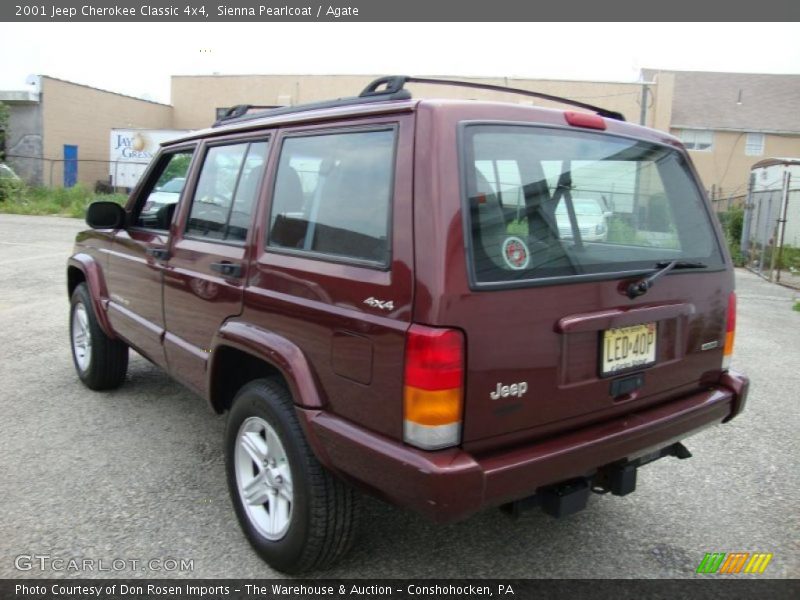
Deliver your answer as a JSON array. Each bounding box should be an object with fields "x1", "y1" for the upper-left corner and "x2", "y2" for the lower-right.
[
  {"x1": 70, "y1": 283, "x2": 128, "y2": 390},
  {"x1": 225, "y1": 378, "x2": 358, "y2": 573}
]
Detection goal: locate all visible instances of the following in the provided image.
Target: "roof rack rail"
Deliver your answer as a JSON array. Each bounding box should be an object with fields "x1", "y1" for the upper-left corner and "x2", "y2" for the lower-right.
[
  {"x1": 211, "y1": 74, "x2": 625, "y2": 127},
  {"x1": 212, "y1": 85, "x2": 412, "y2": 127},
  {"x1": 362, "y1": 76, "x2": 625, "y2": 121},
  {"x1": 214, "y1": 104, "x2": 281, "y2": 125}
]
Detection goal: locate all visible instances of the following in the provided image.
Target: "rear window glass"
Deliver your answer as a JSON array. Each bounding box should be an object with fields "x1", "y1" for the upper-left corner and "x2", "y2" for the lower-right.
[{"x1": 463, "y1": 125, "x2": 724, "y2": 285}]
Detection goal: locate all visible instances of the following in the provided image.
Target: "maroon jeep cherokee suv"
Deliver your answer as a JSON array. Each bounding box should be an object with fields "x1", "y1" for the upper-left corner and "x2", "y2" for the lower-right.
[{"x1": 67, "y1": 76, "x2": 749, "y2": 573}]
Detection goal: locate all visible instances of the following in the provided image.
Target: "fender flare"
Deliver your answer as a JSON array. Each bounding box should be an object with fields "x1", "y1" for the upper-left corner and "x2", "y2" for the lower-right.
[
  {"x1": 67, "y1": 254, "x2": 117, "y2": 339},
  {"x1": 208, "y1": 319, "x2": 325, "y2": 410}
]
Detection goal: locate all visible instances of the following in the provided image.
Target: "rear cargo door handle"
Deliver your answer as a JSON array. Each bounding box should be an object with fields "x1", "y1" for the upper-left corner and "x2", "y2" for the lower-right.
[
  {"x1": 210, "y1": 261, "x2": 243, "y2": 278},
  {"x1": 146, "y1": 247, "x2": 170, "y2": 260}
]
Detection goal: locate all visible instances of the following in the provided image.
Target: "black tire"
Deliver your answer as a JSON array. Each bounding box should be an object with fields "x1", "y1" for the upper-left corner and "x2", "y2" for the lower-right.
[
  {"x1": 69, "y1": 282, "x2": 128, "y2": 390},
  {"x1": 225, "y1": 378, "x2": 358, "y2": 573}
]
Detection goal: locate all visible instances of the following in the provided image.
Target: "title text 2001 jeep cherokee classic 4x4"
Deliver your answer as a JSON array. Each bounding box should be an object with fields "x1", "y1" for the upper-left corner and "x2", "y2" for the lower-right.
[{"x1": 67, "y1": 76, "x2": 749, "y2": 573}]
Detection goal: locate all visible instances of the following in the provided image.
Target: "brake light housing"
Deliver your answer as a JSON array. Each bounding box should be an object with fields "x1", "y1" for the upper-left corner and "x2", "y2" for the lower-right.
[
  {"x1": 723, "y1": 291, "x2": 736, "y2": 370},
  {"x1": 564, "y1": 111, "x2": 607, "y2": 130},
  {"x1": 403, "y1": 325, "x2": 464, "y2": 450}
]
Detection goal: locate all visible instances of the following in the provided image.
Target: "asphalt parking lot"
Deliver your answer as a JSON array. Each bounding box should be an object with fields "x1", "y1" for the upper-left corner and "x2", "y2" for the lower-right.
[{"x1": 0, "y1": 213, "x2": 798, "y2": 579}]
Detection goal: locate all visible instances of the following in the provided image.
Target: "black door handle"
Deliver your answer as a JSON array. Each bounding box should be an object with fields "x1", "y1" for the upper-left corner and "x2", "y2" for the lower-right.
[
  {"x1": 210, "y1": 261, "x2": 243, "y2": 278},
  {"x1": 146, "y1": 247, "x2": 170, "y2": 260}
]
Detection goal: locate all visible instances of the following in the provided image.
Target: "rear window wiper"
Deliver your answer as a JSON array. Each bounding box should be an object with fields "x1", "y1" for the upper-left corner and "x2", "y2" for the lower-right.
[{"x1": 626, "y1": 260, "x2": 707, "y2": 299}]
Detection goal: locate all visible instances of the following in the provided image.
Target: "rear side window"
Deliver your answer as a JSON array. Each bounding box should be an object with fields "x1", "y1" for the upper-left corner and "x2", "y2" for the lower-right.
[
  {"x1": 267, "y1": 129, "x2": 395, "y2": 265},
  {"x1": 463, "y1": 125, "x2": 725, "y2": 285},
  {"x1": 185, "y1": 140, "x2": 269, "y2": 243}
]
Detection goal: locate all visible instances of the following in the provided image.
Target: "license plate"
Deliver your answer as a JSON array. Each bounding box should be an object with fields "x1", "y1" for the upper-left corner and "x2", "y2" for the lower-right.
[{"x1": 601, "y1": 323, "x2": 657, "y2": 375}]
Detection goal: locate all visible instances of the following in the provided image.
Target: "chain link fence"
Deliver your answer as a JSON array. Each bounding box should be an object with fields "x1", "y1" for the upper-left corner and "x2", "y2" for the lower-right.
[
  {"x1": 740, "y1": 173, "x2": 800, "y2": 289},
  {"x1": 710, "y1": 193, "x2": 747, "y2": 216},
  {"x1": 5, "y1": 154, "x2": 146, "y2": 192}
]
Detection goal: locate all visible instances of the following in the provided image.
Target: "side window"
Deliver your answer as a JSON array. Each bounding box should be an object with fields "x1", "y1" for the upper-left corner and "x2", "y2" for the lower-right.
[
  {"x1": 185, "y1": 141, "x2": 269, "y2": 243},
  {"x1": 268, "y1": 129, "x2": 395, "y2": 265},
  {"x1": 134, "y1": 150, "x2": 193, "y2": 230}
]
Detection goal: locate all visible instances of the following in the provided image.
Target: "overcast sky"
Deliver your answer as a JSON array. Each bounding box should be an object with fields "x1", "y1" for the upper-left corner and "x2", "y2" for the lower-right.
[{"x1": 1, "y1": 22, "x2": 798, "y2": 103}]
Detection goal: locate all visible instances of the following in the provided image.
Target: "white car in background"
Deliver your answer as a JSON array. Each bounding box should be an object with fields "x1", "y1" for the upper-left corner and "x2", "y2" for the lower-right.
[
  {"x1": 0, "y1": 163, "x2": 21, "y2": 181},
  {"x1": 555, "y1": 198, "x2": 611, "y2": 242},
  {"x1": 139, "y1": 177, "x2": 185, "y2": 226}
]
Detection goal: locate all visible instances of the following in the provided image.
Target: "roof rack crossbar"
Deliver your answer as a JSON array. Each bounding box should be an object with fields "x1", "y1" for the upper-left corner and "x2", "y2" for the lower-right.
[
  {"x1": 360, "y1": 76, "x2": 625, "y2": 121},
  {"x1": 211, "y1": 74, "x2": 625, "y2": 128},
  {"x1": 214, "y1": 104, "x2": 282, "y2": 125}
]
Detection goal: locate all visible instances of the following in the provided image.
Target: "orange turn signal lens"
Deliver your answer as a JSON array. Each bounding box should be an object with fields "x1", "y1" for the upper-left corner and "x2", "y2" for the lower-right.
[
  {"x1": 722, "y1": 291, "x2": 736, "y2": 370},
  {"x1": 723, "y1": 330, "x2": 735, "y2": 356},
  {"x1": 403, "y1": 386, "x2": 463, "y2": 426}
]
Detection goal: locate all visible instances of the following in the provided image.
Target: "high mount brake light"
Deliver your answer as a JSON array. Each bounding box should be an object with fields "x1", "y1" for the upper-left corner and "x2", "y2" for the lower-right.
[
  {"x1": 403, "y1": 325, "x2": 464, "y2": 450},
  {"x1": 564, "y1": 111, "x2": 607, "y2": 130}
]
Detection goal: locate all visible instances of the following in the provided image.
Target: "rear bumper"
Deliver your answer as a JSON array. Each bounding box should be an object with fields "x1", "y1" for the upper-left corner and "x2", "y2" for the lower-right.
[{"x1": 297, "y1": 370, "x2": 749, "y2": 523}]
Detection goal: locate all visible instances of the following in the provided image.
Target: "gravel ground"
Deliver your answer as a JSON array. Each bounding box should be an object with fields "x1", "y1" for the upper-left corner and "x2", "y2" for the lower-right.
[{"x1": 0, "y1": 214, "x2": 797, "y2": 579}]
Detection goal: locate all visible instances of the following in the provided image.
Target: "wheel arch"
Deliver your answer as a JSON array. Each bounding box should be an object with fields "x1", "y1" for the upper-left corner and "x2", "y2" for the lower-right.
[
  {"x1": 208, "y1": 320, "x2": 325, "y2": 415},
  {"x1": 67, "y1": 254, "x2": 116, "y2": 339}
]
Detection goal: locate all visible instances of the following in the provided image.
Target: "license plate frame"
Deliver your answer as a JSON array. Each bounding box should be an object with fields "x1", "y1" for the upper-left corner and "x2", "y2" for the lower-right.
[{"x1": 600, "y1": 322, "x2": 657, "y2": 377}]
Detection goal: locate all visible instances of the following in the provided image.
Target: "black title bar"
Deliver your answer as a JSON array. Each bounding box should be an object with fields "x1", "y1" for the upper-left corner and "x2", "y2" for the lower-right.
[{"x1": 3, "y1": 0, "x2": 800, "y2": 22}]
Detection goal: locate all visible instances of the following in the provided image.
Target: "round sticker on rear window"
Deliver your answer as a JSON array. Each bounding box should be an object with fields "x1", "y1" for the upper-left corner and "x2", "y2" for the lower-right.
[{"x1": 502, "y1": 236, "x2": 530, "y2": 270}]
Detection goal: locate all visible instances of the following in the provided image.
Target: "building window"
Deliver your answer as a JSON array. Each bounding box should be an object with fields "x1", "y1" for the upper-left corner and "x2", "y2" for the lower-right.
[
  {"x1": 745, "y1": 133, "x2": 764, "y2": 156},
  {"x1": 678, "y1": 129, "x2": 714, "y2": 151}
]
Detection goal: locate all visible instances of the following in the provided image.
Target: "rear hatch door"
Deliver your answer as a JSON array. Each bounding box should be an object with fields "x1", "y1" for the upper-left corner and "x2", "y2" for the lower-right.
[{"x1": 454, "y1": 124, "x2": 730, "y2": 449}]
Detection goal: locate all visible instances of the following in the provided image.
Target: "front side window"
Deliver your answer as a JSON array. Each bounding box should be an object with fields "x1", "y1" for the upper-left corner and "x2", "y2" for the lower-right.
[
  {"x1": 134, "y1": 150, "x2": 193, "y2": 230},
  {"x1": 268, "y1": 129, "x2": 395, "y2": 265},
  {"x1": 185, "y1": 140, "x2": 269, "y2": 243},
  {"x1": 677, "y1": 129, "x2": 714, "y2": 151},
  {"x1": 463, "y1": 125, "x2": 725, "y2": 286}
]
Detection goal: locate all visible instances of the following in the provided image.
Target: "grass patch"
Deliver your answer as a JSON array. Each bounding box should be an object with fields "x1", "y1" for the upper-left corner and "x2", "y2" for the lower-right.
[
  {"x1": 506, "y1": 219, "x2": 529, "y2": 236},
  {"x1": 793, "y1": 301, "x2": 800, "y2": 312},
  {"x1": 0, "y1": 183, "x2": 127, "y2": 218}
]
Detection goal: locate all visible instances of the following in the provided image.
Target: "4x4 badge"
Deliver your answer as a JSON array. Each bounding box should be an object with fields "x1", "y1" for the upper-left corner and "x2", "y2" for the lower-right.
[{"x1": 363, "y1": 297, "x2": 394, "y2": 311}]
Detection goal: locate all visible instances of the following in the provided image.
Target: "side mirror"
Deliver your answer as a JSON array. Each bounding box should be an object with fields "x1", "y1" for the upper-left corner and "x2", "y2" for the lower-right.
[{"x1": 86, "y1": 201, "x2": 126, "y2": 229}]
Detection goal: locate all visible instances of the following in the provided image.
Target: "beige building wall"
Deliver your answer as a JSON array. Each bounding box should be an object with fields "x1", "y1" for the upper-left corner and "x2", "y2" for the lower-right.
[
  {"x1": 41, "y1": 76, "x2": 173, "y2": 187},
  {"x1": 673, "y1": 129, "x2": 800, "y2": 198},
  {"x1": 171, "y1": 74, "x2": 652, "y2": 130},
  {"x1": 647, "y1": 72, "x2": 674, "y2": 133}
]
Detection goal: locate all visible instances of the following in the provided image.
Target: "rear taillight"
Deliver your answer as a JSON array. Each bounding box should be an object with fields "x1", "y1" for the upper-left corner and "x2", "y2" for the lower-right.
[
  {"x1": 403, "y1": 325, "x2": 464, "y2": 450},
  {"x1": 723, "y1": 291, "x2": 736, "y2": 370}
]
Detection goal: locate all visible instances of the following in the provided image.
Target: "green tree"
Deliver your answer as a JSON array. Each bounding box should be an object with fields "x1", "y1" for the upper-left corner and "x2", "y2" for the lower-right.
[{"x1": 159, "y1": 152, "x2": 192, "y2": 185}]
